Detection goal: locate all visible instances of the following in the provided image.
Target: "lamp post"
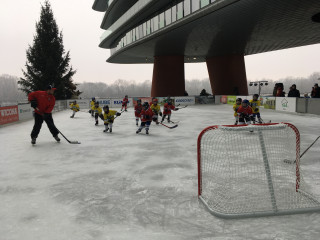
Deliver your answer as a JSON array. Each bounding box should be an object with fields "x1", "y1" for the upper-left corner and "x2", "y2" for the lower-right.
[{"x1": 249, "y1": 81, "x2": 268, "y2": 96}]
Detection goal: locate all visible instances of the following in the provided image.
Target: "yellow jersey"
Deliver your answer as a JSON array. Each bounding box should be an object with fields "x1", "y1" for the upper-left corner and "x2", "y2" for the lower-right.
[
  {"x1": 70, "y1": 103, "x2": 80, "y2": 112},
  {"x1": 92, "y1": 106, "x2": 102, "y2": 114},
  {"x1": 150, "y1": 104, "x2": 160, "y2": 114},
  {"x1": 249, "y1": 100, "x2": 261, "y2": 113},
  {"x1": 103, "y1": 110, "x2": 117, "y2": 123},
  {"x1": 233, "y1": 103, "x2": 241, "y2": 117},
  {"x1": 90, "y1": 101, "x2": 95, "y2": 110}
]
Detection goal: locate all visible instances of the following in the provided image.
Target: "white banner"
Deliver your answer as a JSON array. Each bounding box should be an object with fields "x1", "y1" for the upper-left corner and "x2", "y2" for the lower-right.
[
  {"x1": 95, "y1": 99, "x2": 111, "y2": 107},
  {"x1": 67, "y1": 99, "x2": 90, "y2": 109},
  {"x1": 275, "y1": 97, "x2": 297, "y2": 112},
  {"x1": 18, "y1": 104, "x2": 33, "y2": 121},
  {"x1": 174, "y1": 96, "x2": 195, "y2": 105},
  {"x1": 111, "y1": 98, "x2": 133, "y2": 108}
]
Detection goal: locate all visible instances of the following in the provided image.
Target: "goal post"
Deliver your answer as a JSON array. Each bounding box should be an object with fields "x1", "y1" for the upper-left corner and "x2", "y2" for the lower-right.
[{"x1": 197, "y1": 123, "x2": 320, "y2": 218}]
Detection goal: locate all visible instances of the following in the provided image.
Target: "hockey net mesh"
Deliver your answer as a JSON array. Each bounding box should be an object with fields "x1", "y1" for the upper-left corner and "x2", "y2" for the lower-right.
[{"x1": 197, "y1": 123, "x2": 320, "y2": 218}]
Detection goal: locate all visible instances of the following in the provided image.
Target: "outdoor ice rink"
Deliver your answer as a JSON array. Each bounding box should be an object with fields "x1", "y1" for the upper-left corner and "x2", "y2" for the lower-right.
[{"x1": 1, "y1": 104, "x2": 320, "y2": 240}]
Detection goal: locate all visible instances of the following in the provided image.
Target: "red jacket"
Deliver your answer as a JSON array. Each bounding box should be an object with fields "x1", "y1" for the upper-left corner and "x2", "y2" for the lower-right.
[
  {"x1": 122, "y1": 97, "x2": 128, "y2": 105},
  {"x1": 237, "y1": 106, "x2": 253, "y2": 116},
  {"x1": 134, "y1": 104, "x2": 143, "y2": 117},
  {"x1": 163, "y1": 103, "x2": 175, "y2": 115},
  {"x1": 28, "y1": 91, "x2": 55, "y2": 115},
  {"x1": 140, "y1": 108, "x2": 153, "y2": 122}
]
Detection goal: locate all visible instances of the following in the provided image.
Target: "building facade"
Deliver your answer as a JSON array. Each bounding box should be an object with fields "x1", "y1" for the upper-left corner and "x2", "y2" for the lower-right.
[{"x1": 93, "y1": 0, "x2": 320, "y2": 96}]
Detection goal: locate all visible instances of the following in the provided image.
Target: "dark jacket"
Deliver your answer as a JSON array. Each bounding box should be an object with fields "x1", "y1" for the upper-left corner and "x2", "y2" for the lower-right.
[{"x1": 288, "y1": 89, "x2": 300, "y2": 97}]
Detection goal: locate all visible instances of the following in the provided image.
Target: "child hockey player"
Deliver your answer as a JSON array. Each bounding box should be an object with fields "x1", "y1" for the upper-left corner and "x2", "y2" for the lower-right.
[
  {"x1": 150, "y1": 98, "x2": 162, "y2": 124},
  {"x1": 102, "y1": 105, "x2": 121, "y2": 133},
  {"x1": 161, "y1": 99, "x2": 177, "y2": 123},
  {"x1": 121, "y1": 95, "x2": 129, "y2": 111},
  {"x1": 237, "y1": 99, "x2": 254, "y2": 125},
  {"x1": 134, "y1": 99, "x2": 143, "y2": 126},
  {"x1": 92, "y1": 101, "x2": 104, "y2": 125},
  {"x1": 233, "y1": 98, "x2": 242, "y2": 125},
  {"x1": 136, "y1": 102, "x2": 153, "y2": 134},
  {"x1": 250, "y1": 94, "x2": 262, "y2": 123},
  {"x1": 70, "y1": 100, "x2": 80, "y2": 118},
  {"x1": 89, "y1": 97, "x2": 96, "y2": 117}
]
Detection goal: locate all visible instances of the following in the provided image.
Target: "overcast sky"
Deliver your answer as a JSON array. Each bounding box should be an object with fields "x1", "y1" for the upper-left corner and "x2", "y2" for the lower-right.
[{"x1": 0, "y1": 0, "x2": 319, "y2": 84}]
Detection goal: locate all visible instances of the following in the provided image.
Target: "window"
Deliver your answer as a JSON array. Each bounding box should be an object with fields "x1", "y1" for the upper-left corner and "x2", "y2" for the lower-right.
[
  {"x1": 165, "y1": 9, "x2": 172, "y2": 26},
  {"x1": 172, "y1": 6, "x2": 177, "y2": 22},
  {"x1": 143, "y1": 22, "x2": 147, "y2": 37},
  {"x1": 200, "y1": 0, "x2": 210, "y2": 8},
  {"x1": 153, "y1": 15, "x2": 159, "y2": 31},
  {"x1": 177, "y1": 2, "x2": 183, "y2": 20},
  {"x1": 146, "y1": 20, "x2": 151, "y2": 35},
  {"x1": 138, "y1": 25, "x2": 143, "y2": 39},
  {"x1": 184, "y1": 0, "x2": 191, "y2": 16},
  {"x1": 159, "y1": 12, "x2": 165, "y2": 28},
  {"x1": 191, "y1": 0, "x2": 200, "y2": 12}
]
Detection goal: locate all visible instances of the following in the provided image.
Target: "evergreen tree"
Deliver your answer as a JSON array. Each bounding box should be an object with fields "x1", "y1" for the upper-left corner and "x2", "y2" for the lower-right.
[{"x1": 19, "y1": 0, "x2": 77, "y2": 100}]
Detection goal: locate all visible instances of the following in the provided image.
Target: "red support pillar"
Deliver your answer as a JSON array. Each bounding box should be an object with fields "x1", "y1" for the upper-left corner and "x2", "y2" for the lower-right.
[
  {"x1": 206, "y1": 55, "x2": 248, "y2": 95},
  {"x1": 151, "y1": 56, "x2": 185, "y2": 97}
]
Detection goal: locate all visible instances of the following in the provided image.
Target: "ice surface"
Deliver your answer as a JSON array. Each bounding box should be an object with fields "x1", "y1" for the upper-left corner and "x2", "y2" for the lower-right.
[{"x1": 0, "y1": 105, "x2": 320, "y2": 240}]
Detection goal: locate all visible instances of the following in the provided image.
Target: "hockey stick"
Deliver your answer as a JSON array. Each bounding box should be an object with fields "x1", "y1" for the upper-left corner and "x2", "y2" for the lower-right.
[
  {"x1": 160, "y1": 122, "x2": 178, "y2": 129},
  {"x1": 284, "y1": 136, "x2": 320, "y2": 164},
  {"x1": 34, "y1": 108, "x2": 81, "y2": 144},
  {"x1": 175, "y1": 105, "x2": 188, "y2": 110},
  {"x1": 58, "y1": 130, "x2": 81, "y2": 144}
]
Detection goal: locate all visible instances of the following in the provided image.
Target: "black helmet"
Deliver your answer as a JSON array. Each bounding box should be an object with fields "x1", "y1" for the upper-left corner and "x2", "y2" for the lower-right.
[
  {"x1": 236, "y1": 98, "x2": 242, "y2": 102},
  {"x1": 143, "y1": 102, "x2": 149, "y2": 108},
  {"x1": 92, "y1": 97, "x2": 95, "y2": 101},
  {"x1": 137, "y1": 99, "x2": 142, "y2": 103},
  {"x1": 253, "y1": 94, "x2": 259, "y2": 98},
  {"x1": 94, "y1": 101, "x2": 99, "y2": 105},
  {"x1": 103, "y1": 105, "x2": 109, "y2": 110}
]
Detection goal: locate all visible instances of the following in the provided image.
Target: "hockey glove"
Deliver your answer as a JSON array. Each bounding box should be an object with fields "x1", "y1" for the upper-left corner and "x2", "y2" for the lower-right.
[
  {"x1": 116, "y1": 112, "x2": 121, "y2": 116},
  {"x1": 30, "y1": 100, "x2": 38, "y2": 109}
]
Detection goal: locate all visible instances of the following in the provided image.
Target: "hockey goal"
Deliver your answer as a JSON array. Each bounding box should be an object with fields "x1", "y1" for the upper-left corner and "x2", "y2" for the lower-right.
[{"x1": 197, "y1": 123, "x2": 320, "y2": 218}]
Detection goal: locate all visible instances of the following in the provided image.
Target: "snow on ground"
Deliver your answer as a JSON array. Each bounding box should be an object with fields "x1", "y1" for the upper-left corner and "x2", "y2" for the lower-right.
[{"x1": 0, "y1": 104, "x2": 320, "y2": 240}]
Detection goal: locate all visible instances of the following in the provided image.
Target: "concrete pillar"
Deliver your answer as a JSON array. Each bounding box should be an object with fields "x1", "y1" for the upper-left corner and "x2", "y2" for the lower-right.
[
  {"x1": 206, "y1": 55, "x2": 248, "y2": 95},
  {"x1": 151, "y1": 56, "x2": 185, "y2": 97}
]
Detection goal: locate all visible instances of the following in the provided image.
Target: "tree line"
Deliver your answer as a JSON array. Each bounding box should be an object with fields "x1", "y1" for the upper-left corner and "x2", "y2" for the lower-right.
[{"x1": 1, "y1": 72, "x2": 319, "y2": 106}]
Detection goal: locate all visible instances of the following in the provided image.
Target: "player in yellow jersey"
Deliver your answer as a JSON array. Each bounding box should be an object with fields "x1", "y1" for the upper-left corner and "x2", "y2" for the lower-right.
[
  {"x1": 92, "y1": 101, "x2": 103, "y2": 125},
  {"x1": 89, "y1": 97, "x2": 96, "y2": 117},
  {"x1": 102, "y1": 105, "x2": 121, "y2": 133},
  {"x1": 150, "y1": 98, "x2": 162, "y2": 124},
  {"x1": 70, "y1": 100, "x2": 80, "y2": 118},
  {"x1": 249, "y1": 94, "x2": 262, "y2": 123},
  {"x1": 233, "y1": 98, "x2": 242, "y2": 125}
]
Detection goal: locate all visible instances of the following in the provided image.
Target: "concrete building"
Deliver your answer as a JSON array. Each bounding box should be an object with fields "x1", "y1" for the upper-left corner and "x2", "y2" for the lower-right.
[{"x1": 92, "y1": 0, "x2": 320, "y2": 97}]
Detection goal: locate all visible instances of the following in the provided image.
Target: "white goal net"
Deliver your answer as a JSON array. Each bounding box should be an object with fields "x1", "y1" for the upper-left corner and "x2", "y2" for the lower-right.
[{"x1": 197, "y1": 123, "x2": 320, "y2": 218}]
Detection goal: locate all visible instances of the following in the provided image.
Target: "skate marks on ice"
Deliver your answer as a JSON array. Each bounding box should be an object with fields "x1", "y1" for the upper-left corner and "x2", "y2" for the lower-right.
[{"x1": 50, "y1": 170, "x2": 227, "y2": 238}]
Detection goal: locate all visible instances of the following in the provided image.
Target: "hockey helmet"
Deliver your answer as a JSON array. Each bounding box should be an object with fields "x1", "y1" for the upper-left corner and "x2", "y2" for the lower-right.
[
  {"x1": 103, "y1": 105, "x2": 109, "y2": 110},
  {"x1": 253, "y1": 94, "x2": 259, "y2": 99},
  {"x1": 242, "y1": 99, "x2": 249, "y2": 106},
  {"x1": 92, "y1": 97, "x2": 95, "y2": 101},
  {"x1": 143, "y1": 102, "x2": 149, "y2": 108},
  {"x1": 236, "y1": 98, "x2": 242, "y2": 103},
  {"x1": 94, "y1": 101, "x2": 99, "y2": 106}
]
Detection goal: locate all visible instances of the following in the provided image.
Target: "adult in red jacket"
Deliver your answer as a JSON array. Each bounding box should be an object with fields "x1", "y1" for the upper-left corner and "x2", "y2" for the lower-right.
[
  {"x1": 161, "y1": 99, "x2": 177, "y2": 123},
  {"x1": 136, "y1": 102, "x2": 153, "y2": 134},
  {"x1": 28, "y1": 85, "x2": 60, "y2": 145}
]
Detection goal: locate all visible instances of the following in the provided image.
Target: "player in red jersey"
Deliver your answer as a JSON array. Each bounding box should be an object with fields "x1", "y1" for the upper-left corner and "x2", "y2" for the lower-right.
[
  {"x1": 161, "y1": 98, "x2": 177, "y2": 123},
  {"x1": 237, "y1": 99, "x2": 254, "y2": 125},
  {"x1": 121, "y1": 95, "x2": 129, "y2": 111},
  {"x1": 136, "y1": 102, "x2": 153, "y2": 134},
  {"x1": 134, "y1": 99, "x2": 143, "y2": 126}
]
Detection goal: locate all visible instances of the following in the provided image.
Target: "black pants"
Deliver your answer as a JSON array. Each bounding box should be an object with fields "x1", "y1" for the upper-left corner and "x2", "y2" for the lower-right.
[{"x1": 31, "y1": 112, "x2": 59, "y2": 139}]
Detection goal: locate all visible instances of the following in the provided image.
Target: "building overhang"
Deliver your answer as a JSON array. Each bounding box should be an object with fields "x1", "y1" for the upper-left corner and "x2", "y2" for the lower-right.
[
  {"x1": 106, "y1": 0, "x2": 320, "y2": 63},
  {"x1": 92, "y1": 0, "x2": 108, "y2": 12}
]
